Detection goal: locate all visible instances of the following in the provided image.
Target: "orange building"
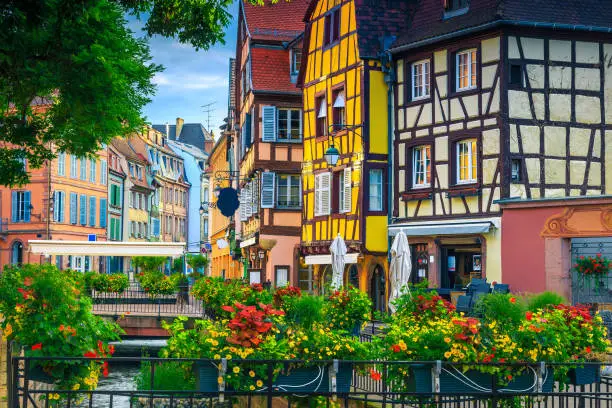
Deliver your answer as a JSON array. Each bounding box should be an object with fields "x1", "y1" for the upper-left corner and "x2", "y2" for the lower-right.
[
  {"x1": 208, "y1": 133, "x2": 242, "y2": 279},
  {"x1": 0, "y1": 147, "x2": 109, "y2": 271}
]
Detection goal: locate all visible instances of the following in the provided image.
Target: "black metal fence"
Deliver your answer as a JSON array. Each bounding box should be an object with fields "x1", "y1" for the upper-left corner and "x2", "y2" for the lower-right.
[
  {"x1": 8, "y1": 356, "x2": 612, "y2": 408},
  {"x1": 90, "y1": 281, "x2": 205, "y2": 319}
]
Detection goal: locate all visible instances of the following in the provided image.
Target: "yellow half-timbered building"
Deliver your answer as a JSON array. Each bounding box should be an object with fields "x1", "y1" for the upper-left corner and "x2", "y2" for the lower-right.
[{"x1": 298, "y1": 0, "x2": 410, "y2": 310}]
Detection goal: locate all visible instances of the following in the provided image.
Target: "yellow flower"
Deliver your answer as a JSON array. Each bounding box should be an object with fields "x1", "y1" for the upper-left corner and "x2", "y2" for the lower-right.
[
  {"x1": 304, "y1": 348, "x2": 309, "y2": 353},
  {"x1": 217, "y1": 376, "x2": 224, "y2": 384},
  {"x1": 71, "y1": 383, "x2": 80, "y2": 391},
  {"x1": 444, "y1": 352, "x2": 451, "y2": 359},
  {"x1": 256, "y1": 380, "x2": 263, "y2": 387},
  {"x1": 233, "y1": 366, "x2": 240, "y2": 374},
  {"x1": 214, "y1": 354, "x2": 221, "y2": 360},
  {"x1": 249, "y1": 385, "x2": 255, "y2": 391},
  {"x1": 53, "y1": 394, "x2": 60, "y2": 400},
  {"x1": 444, "y1": 337, "x2": 451, "y2": 343}
]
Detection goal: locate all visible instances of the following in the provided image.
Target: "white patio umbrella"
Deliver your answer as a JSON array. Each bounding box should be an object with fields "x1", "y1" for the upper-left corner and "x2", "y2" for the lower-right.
[
  {"x1": 329, "y1": 234, "x2": 347, "y2": 290},
  {"x1": 388, "y1": 231, "x2": 412, "y2": 313}
]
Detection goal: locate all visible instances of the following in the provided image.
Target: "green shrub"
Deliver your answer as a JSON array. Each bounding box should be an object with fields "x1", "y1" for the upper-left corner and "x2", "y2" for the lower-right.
[
  {"x1": 136, "y1": 361, "x2": 195, "y2": 391},
  {"x1": 91, "y1": 273, "x2": 129, "y2": 293},
  {"x1": 187, "y1": 254, "x2": 209, "y2": 273},
  {"x1": 135, "y1": 271, "x2": 177, "y2": 296},
  {"x1": 132, "y1": 256, "x2": 167, "y2": 273},
  {"x1": 473, "y1": 293, "x2": 526, "y2": 327},
  {"x1": 283, "y1": 294, "x2": 325, "y2": 329},
  {"x1": 526, "y1": 291, "x2": 567, "y2": 311}
]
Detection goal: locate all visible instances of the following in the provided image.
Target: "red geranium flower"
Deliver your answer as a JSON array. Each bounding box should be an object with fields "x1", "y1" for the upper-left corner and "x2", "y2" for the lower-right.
[
  {"x1": 84, "y1": 351, "x2": 98, "y2": 358},
  {"x1": 370, "y1": 370, "x2": 382, "y2": 381},
  {"x1": 391, "y1": 344, "x2": 401, "y2": 353},
  {"x1": 509, "y1": 297, "x2": 516, "y2": 304},
  {"x1": 23, "y1": 277, "x2": 33, "y2": 287},
  {"x1": 102, "y1": 361, "x2": 109, "y2": 377},
  {"x1": 525, "y1": 311, "x2": 533, "y2": 321},
  {"x1": 585, "y1": 346, "x2": 592, "y2": 354},
  {"x1": 31, "y1": 343, "x2": 42, "y2": 351}
]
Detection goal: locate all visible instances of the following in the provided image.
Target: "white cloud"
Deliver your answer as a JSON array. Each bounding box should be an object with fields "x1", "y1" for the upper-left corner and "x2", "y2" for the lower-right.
[{"x1": 153, "y1": 73, "x2": 228, "y2": 90}]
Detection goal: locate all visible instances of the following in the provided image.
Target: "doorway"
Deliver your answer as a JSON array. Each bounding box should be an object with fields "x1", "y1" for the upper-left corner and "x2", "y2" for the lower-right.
[
  {"x1": 441, "y1": 245, "x2": 482, "y2": 289},
  {"x1": 369, "y1": 264, "x2": 386, "y2": 313}
]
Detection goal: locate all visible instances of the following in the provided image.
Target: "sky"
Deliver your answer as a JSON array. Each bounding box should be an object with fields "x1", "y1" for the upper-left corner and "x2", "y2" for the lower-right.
[{"x1": 127, "y1": 2, "x2": 239, "y2": 140}]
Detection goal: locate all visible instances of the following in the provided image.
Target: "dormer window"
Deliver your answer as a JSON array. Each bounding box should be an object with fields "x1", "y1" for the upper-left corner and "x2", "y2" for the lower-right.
[{"x1": 444, "y1": 0, "x2": 469, "y2": 18}]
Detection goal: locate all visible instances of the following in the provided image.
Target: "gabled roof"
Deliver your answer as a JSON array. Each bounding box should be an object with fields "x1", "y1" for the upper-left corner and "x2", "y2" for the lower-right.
[
  {"x1": 243, "y1": 0, "x2": 309, "y2": 42},
  {"x1": 152, "y1": 123, "x2": 213, "y2": 151},
  {"x1": 392, "y1": 0, "x2": 612, "y2": 51},
  {"x1": 251, "y1": 47, "x2": 300, "y2": 94},
  {"x1": 110, "y1": 137, "x2": 152, "y2": 190},
  {"x1": 301, "y1": 0, "x2": 412, "y2": 59}
]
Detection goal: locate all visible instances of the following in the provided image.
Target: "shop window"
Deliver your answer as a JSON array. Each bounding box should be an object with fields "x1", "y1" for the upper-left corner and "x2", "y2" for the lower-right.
[{"x1": 298, "y1": 266, "x2": 313, "y2": 293}]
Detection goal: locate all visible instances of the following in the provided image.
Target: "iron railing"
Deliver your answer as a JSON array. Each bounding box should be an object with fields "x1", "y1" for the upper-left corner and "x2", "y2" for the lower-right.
[
  {"x1": 8, "y1": 356, "x2": 612, "y2": 408},
  {"x1": 90, "y1": 281, "x2": 205, "y2": 319}
]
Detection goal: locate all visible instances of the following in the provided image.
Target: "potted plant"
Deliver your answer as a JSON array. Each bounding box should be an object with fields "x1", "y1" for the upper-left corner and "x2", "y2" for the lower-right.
[
  {"x1": 323, "y1": 287, "x2": 372, "y2": 335},
  {"x1": 573, "y1": 253, "x2": 610, "y2": 291}
]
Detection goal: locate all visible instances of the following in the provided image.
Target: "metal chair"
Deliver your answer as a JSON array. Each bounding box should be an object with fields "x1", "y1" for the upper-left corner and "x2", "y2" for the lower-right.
[
  {"x1": 491, "y1": 283, "x2": 510, "y2": 294},
  {"x1": 456, "y1": 295, "x2": 471, "y2": 314}
]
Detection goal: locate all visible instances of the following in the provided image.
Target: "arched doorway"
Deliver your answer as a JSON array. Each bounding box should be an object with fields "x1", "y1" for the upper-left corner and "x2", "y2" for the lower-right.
[
  {"x1": 11, "y1": 241, "x2": 23, "y2": 266},
  {"x1": 319, "y1": 265, "x2": 333, "y2": 295},
  {"x1": 369, "y1": 264, "x2": 386, "y2": 313},
  {"x1": 346, "y1": 264, "x2": 360, "y2": 289}
]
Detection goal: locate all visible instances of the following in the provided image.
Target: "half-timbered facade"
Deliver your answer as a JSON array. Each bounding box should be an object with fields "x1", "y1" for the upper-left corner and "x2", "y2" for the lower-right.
[
  {"x1": 298, "y1": 0, "x2": 410, "y2": 308},
  {"x1": 389, "y1": 0, "x2": 612, "y2": 293},
  {"x1": 234, "y1": 0, "x2": 309, "y2": 287}
]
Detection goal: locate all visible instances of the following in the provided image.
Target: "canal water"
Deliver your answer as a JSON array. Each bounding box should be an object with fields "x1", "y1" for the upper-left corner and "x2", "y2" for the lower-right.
[{"x1": 87, "y1": 338, "x2": 167, "y2": 408}]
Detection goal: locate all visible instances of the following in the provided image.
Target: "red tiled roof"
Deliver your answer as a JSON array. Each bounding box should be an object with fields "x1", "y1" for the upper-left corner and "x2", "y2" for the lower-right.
[
  {"x1": 251, "y1": 47, "x2": 299, "y2": 94},
  {"x1": 243, "y1": 0, "x2": 308, "y2": 41}
]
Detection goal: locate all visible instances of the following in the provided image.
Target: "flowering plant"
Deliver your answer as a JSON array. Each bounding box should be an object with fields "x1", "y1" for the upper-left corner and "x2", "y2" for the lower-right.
[
  {"x1": 135, "y1": 271, "x2": 177, "y2": 296},
  {"x1": 90, "y1": 273, "x2": 129, "y2": 293},
  {"x1": 191, "y1": 278, "x2": 272, "y2": 320},
  {"x1": 286, "y1": 324, "x2": 369, "y2": 361},
  {"x1": 574, "y1": 253, "x2": 610, "y2": 276},
  {"x1": 273, "y1": 285, "x2": 301, "y2": 308},
  {"x1": 393, "y1": 289, "x2": 456, "y2": 322},
  {"x1": 323, "y1": 287, "x2": 372, "y2": 332},
  {"x1": 0, "y1": 264, "x2": 122, "y2": 395}
]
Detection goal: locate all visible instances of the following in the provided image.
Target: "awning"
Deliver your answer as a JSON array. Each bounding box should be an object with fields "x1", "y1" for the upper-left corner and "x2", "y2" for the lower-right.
[
  {"x1": 28, "y1": 240, "x2": 186, "y2": 257},
  {"x1": 304, "y1": 253, "x2": 359, "y2": 265},
  {"x1": 388, "y1": 220, "x2": 497, "y2": 237}
]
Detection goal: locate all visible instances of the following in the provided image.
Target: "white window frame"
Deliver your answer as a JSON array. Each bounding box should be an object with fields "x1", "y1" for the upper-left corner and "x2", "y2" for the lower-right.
[
  {"x1": 291, "y1": 48, "x2": 302, "y2": 75},
  {"x1": 411, "y1": 60, "x2": 430, "y2": 100},
  {"x1": 276, "y1": 174, "x2": 301, "y2": 208},
  {"x1": 412, "y1": 145, "x2": 431, "y2": 188},
  {"x1": 456, "y1": 139, "x2": 477, "y2": 184},
  {"x1": 57, "y1": 153, "x2": 66, "y2": 176},
  {"x1": 277, "y1": 108, "x2": 302, "y2": 141},
  {"x1": 70, "y1": 156, "x2": 78, "y2": 178},
  {"x1": 456, "y1": 49, "x2": 477, "y2": 91}
]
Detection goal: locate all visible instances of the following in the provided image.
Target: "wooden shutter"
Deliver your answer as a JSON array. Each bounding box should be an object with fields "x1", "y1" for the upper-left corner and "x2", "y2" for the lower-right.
[
  {"x1": 89, "y1": 196, "x2": 96, "y2": 226},
  {"x1": 70, "y1": 193, "x2": 77, "y2": 224},
  {"x1": 11, "y1": 191, "x2": 17, "y2": 222},
  {"x1": 262, "y1": 106, "x2": 277, "y2": 142},
  {"x1": 261, "y1": 172, "x2": 276, "y2": 208},
  {"x1": 80, "y1": 194, "x2": 87, "y2": 225},
  {"x1": 321, "y1": 172, "x2": 331, "y2": 215},
  {"x1": 23, "y1": 191, "x2": 31, "y2": 222},
  {"x1": 343, "y1": 168, "x2": 352, "y2": 213}
]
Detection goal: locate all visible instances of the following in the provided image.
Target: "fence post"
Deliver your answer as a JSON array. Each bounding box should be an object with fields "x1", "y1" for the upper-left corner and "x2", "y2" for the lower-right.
[
  {"x1": 267, "y1": 362, "x2": 273, "y2": 408},
  {"x1": 491, "y1": 369, "x2": 498, "y2": 408},
  {"x1": 21, "y1": 359, "x2": 28, "y2": 408}
]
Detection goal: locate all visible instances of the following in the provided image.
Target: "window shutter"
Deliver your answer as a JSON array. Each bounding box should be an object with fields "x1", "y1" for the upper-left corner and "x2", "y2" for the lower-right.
[
  {"x1": 240, "y1": 188, "x2": 247, "y2": 221},
  {"x1": 89, "y1": 196, "x2": 96, "y2": 226},
  {"x1": 343, "y1": 168, "x2": 352, "y2": 213},
  {"x1": 251, "y1": 180, "x2": 258, "y2": 214},
  {"x1": 80, "y1": 194, "x2": 87, "y2": 225},
  {"x1": 314, "y1": 174, "x2": 321, "y2": 216},
  {"x1": 261, "y1": 172, "x2": 276, "y2": 208},
  {"x1": 262, "y1": 106, "x2": 277, "y2": 142},
  {"x1": 24, "y1": 191, "x2": 31, "y2": 222},
  {"x1": 11, "y1": 191, "x2": 17, "y2": 222},
  {"x1": 245, "y1": 113, "x2": 252, "y2": 148},
  {"x1": 321, "y1": 173, "x2": 331, "y2": 215},
  {"x1": 70, "y1": 193, "x2": 77, "y2": 224},
  {"x1": 245, "y1": 184, "x2": 253, "y2": 218},
  {"x1": 54, "y1": 191, "x2": 60, "y2": 222}
]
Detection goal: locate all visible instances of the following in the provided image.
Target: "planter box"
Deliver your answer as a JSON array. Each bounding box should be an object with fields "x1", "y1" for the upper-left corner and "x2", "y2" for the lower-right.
[
  {"x1": 195, "y1": 362, "x2": 352, "y2": 394},
  {"x1": 408, "y1": 364, "x2": 553, "y2": 394},
  {"x1": 569, "y1": 364, "x2": 601, "y2": 385}
]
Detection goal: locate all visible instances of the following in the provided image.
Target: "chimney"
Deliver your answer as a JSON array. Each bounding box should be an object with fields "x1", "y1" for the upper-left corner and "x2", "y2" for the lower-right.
[{"x1": 176, "y1": 117, "x2": 184, "y2": 141}]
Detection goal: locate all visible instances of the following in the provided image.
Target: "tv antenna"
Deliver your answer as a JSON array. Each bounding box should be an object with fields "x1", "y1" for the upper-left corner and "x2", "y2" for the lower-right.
[{"x1": 201, "y1": 102, "x2": 216, "y2": 131}]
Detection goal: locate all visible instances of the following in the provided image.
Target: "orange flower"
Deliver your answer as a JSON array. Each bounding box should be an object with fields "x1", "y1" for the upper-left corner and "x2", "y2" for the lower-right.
[
  {"x1": 370, "y1": 370, "x2": 381, "y2": 381},
  {"x1": 391, "y1": 344, "x2": 401, "y2": 353},
  {"x1": 509, "y1": 297, "x2": 516, "y2": 304},
  {"x1": 23, "y1": 277, "x2": 33, "y2": 286}
]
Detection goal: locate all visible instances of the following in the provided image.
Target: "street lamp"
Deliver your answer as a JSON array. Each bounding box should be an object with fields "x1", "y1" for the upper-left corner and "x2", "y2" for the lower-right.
[{"x1": 324, "y1": 144, "x2": 340, "y2": 166}]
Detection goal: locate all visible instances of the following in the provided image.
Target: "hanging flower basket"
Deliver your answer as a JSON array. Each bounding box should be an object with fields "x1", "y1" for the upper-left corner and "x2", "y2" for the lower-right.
[{"x1": 573, "y1": 254, "x2": 610, "y2": 292}]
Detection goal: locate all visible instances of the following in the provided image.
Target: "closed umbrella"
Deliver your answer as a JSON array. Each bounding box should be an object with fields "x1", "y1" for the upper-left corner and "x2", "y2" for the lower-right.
[
  {"x1": 388, "y1": 231, "x2": 412, "y2": 313},
  {"x1": 329, "y1": 234, "x2": 347, "y2": 290}
]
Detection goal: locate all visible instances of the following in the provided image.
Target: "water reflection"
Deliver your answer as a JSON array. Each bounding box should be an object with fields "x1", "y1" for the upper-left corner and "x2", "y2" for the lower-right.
[{"x1": 89, "y1": 364, "x2": 140, "y2": 408}]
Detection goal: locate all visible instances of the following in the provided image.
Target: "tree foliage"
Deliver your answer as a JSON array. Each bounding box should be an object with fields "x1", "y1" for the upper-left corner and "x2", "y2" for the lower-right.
[{"x1": 0, "y1": 0, "x2": 259, "y2": 186}]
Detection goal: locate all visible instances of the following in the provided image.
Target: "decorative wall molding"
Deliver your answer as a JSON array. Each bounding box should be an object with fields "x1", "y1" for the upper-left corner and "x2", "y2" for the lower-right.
[{"x1": 541, "y1": 205, "x2": 612, "y2": 237}]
